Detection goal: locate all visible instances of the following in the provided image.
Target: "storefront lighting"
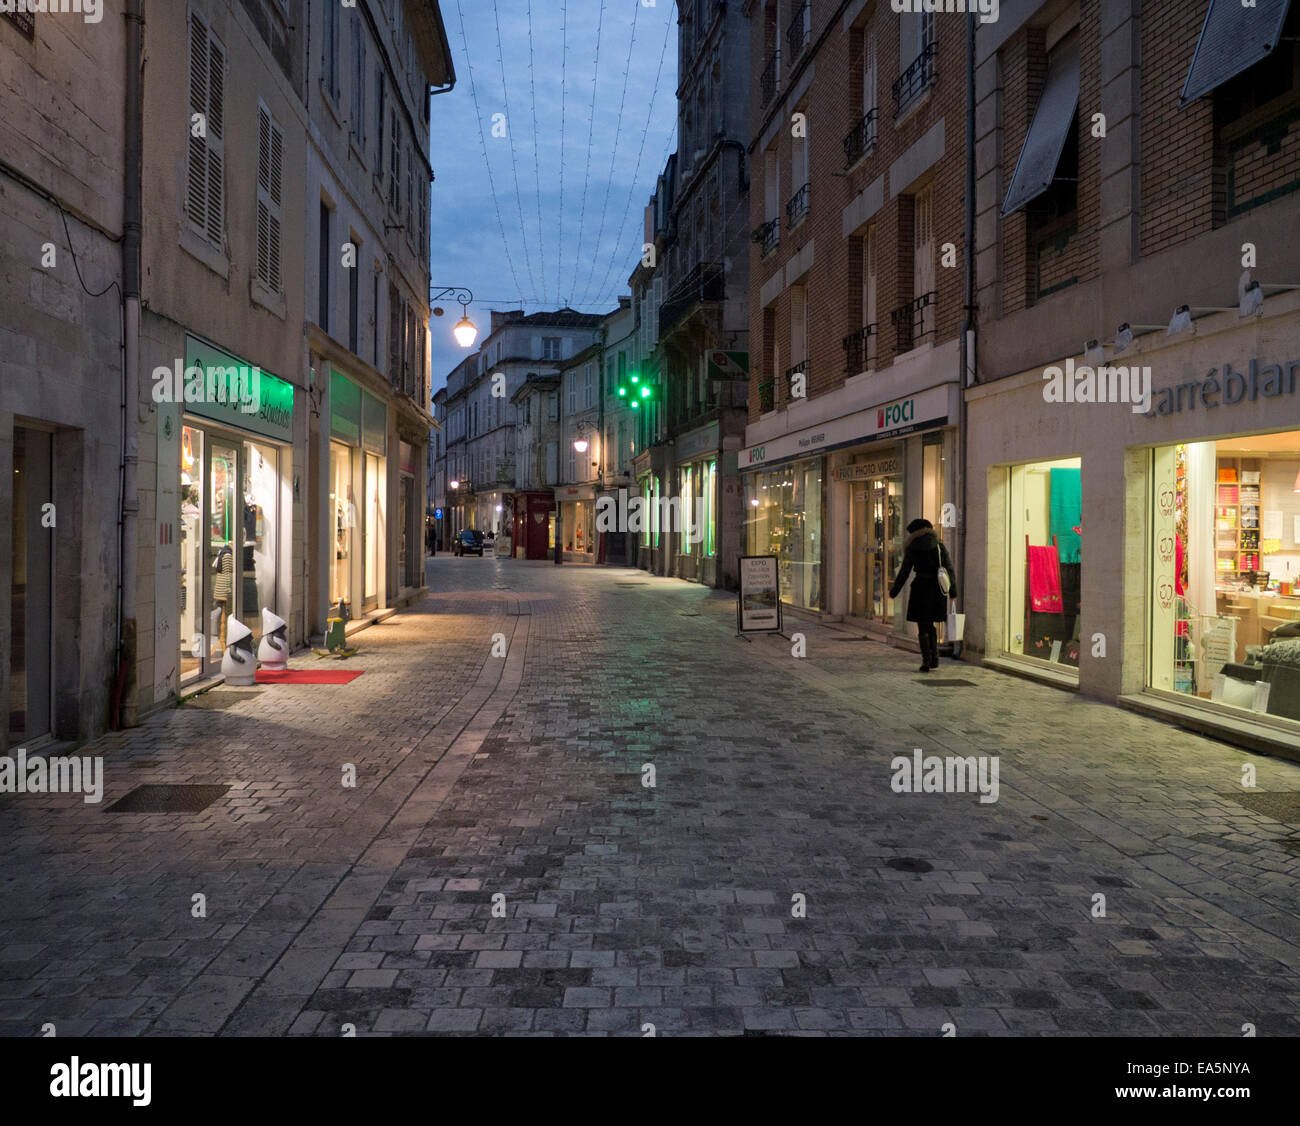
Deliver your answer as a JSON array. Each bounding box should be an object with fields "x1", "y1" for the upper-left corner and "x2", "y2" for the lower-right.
[
  {"x1": 1239, "y1": 279, "x2": 1264, "y2": 318},
  {"x1": 573, "y1": 438, "x2": 589, "y2": 453},
  {"x1": 1294, "y1": 467, "x2": 1300, "y2": 494},
  {"x1": 1167, "y1": 305, "x2": 1192, "y2": 336},
  {"x1": 1083, "y1": 340, "x2": 1106, "y2": 366},
  {"x1": 450, "y1": 479, "x2": 459, "y2": 490},
  {"x1": 496, "y1": 504, "x2": 504, "y2": 512}
]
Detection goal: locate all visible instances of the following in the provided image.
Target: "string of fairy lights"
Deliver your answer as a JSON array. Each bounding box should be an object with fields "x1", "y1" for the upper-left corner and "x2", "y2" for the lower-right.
[{"x1": 447, "y1": 1, "x2": 679, "y2": 314}]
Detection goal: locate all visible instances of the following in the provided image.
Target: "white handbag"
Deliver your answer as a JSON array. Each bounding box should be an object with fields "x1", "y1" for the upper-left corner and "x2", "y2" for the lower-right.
[{"x1": 936, "y1": 543, "x2": 951, "y2": 596}]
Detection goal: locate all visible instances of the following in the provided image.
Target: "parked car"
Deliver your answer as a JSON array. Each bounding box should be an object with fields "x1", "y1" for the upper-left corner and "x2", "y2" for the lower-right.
[{"x1": 454, "y1": 529, "x2": 485, "y2": 556}]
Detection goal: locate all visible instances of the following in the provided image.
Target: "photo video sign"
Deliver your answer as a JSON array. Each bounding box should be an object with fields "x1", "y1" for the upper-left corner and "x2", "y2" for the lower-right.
[{"x1": 737, "y1": 555, "x2": 782, "y2": 634}]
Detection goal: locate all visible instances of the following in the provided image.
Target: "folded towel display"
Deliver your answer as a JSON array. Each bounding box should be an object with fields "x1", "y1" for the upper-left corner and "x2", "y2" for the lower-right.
[{"x1": 1028, "y1": 544, "x2": 1064, "y2": 613}]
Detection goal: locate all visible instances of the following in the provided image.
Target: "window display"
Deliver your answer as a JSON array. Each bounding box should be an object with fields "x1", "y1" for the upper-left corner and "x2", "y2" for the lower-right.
[
  {"x1": 1152, "y1": 432, "x2": 1300, "y2": 727},
  {"x1": 1006, "y1": 457, "x2": 1082, "y2": 668},
  {"x1": 180, "y1": 426, "x2": 204, "y2": 682},
  {"x1": 745, "y1": 459, "x2": 823, "y2": 610},
  {"x1": 238, "y1": 440, "x2": 278, "y2": 637},
  {"x1": 330, "y1": 441, "x2": 355, "y2": 610}
]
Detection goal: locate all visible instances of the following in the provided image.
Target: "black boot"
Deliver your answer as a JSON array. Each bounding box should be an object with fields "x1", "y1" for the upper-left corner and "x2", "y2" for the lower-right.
[
  {"x1": 918, "y1": 632, "x2": 931, "y2": 673},
  {"x1": 928, "y1": 632, "x2": 940, "y2": 669}
]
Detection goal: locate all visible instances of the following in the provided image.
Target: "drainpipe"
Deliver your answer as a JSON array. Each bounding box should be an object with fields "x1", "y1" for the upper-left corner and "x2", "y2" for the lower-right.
[
  {"x1": 956, "y1": 11, "x2": 977, "y2": 660},
  {"x1": 113, "y1": 0, "x2": 144, "y2": 729}
]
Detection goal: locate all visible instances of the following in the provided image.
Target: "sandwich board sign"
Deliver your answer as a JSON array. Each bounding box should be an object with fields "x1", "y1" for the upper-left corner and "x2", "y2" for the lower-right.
[{"x1": 737, "y1": 555, "x2": 782, "y2": 637}]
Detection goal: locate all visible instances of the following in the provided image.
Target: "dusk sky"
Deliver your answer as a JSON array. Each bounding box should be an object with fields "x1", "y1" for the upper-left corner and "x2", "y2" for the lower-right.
[{"x1": 428, "y1": 1, "x2": 680, "y2": 388}]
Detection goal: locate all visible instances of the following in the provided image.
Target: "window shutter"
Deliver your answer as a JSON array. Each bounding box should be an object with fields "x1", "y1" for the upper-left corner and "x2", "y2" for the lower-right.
[
  {"x1": 187, "y1": 13, "x2": 210, "y2": 233},
  {"x1": 205, "y1": 32, "x2": 226, "y2": 247},
  {"x1": 376, "y1": 70, "x2": 385, "y2": 169}
]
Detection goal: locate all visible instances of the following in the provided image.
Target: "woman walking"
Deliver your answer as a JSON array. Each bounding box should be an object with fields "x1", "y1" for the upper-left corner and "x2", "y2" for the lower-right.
[{"x1": 889, "y1": 518, "x2": 957, "y2": 673}]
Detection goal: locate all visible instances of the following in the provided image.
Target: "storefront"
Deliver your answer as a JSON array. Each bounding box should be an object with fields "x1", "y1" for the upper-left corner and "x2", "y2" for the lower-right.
[
  {"x1": 966, "y1": 304, "x2": 1300, "y2": 755},
  {"x1": 672, "y1": 421, "x2": 721, "y2": 586},
  {"x1": 556, "y1": 484, "x2": 596, "y2": 562},
  {"x1": 329, "y1": 370, "x2": 387, "y2": 615},
  {"x1": 174, "y1": 335, "x2": 295, "y2": 685},
  {"x1": 741, "y1": 383, "x2": 957, "y2": 620},
  {"x1": 398, "y1": 440, "x2": 421, "y2": 590}
]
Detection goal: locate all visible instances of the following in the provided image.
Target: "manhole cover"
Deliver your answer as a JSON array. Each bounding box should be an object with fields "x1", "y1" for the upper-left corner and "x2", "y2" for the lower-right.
[
  {"x1": 885, "y1": 857, "x2": 933, "y2": 873},
  {"x1": 923, "y1": 678, "x2": 977, "y2": 687},
  {"x1": 1223, "y1": 791, "x2": 1300, "y2": 823},
  {"x1": 187, "y1": 690, "x2": 262, "y2": 709},
  {"x1": 105, "y1": 784, "x2": 230, "y2": 813}
]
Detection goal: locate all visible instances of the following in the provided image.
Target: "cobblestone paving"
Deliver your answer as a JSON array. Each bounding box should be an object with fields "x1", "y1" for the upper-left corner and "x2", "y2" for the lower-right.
[{"x1": 1, "y1": 556, "x2": 1298, "y2": 1036}]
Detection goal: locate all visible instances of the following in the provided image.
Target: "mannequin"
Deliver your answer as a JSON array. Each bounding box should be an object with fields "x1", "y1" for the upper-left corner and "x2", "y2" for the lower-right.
[
  {"x1": 258, "y1": 608, "x2": 289, "y2": 669},
  {"x1": 212, "y1": 541, "x2": 234, "y2": 645},
  {"x1": 221, "y1": 619, "x2": 257, "y2": 686}
]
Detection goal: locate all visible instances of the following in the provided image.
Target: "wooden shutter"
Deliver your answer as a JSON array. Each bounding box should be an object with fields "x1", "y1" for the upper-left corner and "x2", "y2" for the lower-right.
[
  {"x1": 187, "y1": 13, "x2": 210, "y2": 233},
  {"x1": 205, "y1": 32, "x2": 226, "y2": 246},
  {"x1": 256, "y1": 104, "x2": 284, "y2": 292}
]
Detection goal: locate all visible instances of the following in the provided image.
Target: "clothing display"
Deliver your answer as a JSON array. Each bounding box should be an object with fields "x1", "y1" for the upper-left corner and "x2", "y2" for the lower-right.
[
  {"x1": 1027, "y1": 545, "x2": 1064, "y2": 613},
  {"x1": 1049, "y1": 467, "x2": 1082, "y2": 564}
]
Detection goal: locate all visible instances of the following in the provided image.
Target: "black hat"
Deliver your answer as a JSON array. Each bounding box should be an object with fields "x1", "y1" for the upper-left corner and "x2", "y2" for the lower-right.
[{"x1": 906, "y1": 518, "x2": 933, "y2": 534}]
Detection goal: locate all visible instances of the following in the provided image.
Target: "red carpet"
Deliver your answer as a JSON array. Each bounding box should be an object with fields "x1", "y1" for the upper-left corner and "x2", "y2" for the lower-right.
[{"x1": 255, "y1": 669, "x2": 364, "y2": 684}]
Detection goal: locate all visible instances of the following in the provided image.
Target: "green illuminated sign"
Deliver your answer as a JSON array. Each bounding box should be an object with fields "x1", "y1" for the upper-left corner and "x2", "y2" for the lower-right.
[{"x1": 184, "y1": 335, "x2": 294, "y2": 442}]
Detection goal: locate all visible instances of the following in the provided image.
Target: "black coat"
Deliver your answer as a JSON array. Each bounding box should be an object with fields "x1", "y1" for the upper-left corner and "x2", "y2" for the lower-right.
[{"x1": 889, "y1": 529, "x2": 957, "y2": 623}]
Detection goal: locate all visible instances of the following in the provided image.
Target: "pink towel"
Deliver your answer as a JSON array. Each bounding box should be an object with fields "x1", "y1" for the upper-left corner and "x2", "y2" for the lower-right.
[{"x1": 1028, "y1": 545, "x2": 1063, "y2": 613}]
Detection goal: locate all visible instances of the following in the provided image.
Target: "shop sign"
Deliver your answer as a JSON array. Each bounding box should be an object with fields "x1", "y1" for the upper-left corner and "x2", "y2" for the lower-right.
[
  {"x1": 677, "y1": 421, "x2": 720, "y2": 461},
  {"x1": 707, "y1": 351, "x2": 749, "y2": 379},
  {"x1": 184, "y1": 336, "x2": 293, "y2": 442},
  {"x1": 834, "y1": 454, "x2": 900, "y2": 481},
  {"x1": 740, "y1": 384, "x2": 951, "y2": 470},
  {"x1": 1143, "y1": 358, "x2": 1299, "y2": 417},
  {"x1": 737, "y1": 555, "x2": 782, "y2": 633}
]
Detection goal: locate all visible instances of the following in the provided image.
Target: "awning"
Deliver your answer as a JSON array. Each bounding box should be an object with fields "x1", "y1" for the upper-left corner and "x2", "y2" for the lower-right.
[
  {"x1": 1001, "y1": 35, "x2": 1080, "y2": 217},
  {"x1": 1180, "y1": 0, "x2": 1293, "y2": 106}
]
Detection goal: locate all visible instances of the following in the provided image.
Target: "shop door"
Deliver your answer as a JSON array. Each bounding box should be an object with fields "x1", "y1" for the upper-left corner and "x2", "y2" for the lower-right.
[
  {"x1": 852, "y1": 476, "x2": 903, "y2": 621},
  {"x1": 8, "y1": 428, "x2": 54, "y2": 743},
  {"x1": 207, "y1": 440, "x2": 239, "y2": 655}
]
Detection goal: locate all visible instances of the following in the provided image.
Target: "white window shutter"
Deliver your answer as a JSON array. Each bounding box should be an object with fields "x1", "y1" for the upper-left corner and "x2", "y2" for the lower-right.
[
  {"x1": 187, "y1": 13, "x2": 210, "y2": 233},
  {"x1": 205, "y1": 32, "x2": 226, "y2": 247}
]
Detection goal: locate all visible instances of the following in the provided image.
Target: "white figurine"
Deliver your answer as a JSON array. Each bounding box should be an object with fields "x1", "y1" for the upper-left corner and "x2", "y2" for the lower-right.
[
  {"x1": 221, "y1": 619, "x2": 257, "y2": 686},
  {"x1": 258, "y1": 609, "x2": 289, "y2": 669}
]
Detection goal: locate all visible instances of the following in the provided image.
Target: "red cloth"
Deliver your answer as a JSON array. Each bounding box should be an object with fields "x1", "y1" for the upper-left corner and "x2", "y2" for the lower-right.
[
  {"x1": 1175, "y1": 533, "x2": 1185, "y2": 597},
  {"x1": 255, "y1": 669, "x2": 363, "y2": 684},
  {"x1": 1028, "y1": 545, "x2": 1064, "y2": 613}
]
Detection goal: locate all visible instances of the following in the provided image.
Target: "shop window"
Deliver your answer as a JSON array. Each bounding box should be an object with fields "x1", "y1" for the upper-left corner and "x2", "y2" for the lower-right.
[
  {"x1": 704, "y1": 460, "x2": 717, "y2": 556},
  {"x1": 1006, "y1": 457, "x2": 1082, "y2": 669},
  {"x1": 180, "y1": 426, "x2": 205, "y2": 682},
  {"x1": 238, "y1": 441, "x2": 279, "y2": 638},
  {"x1": 745, "y1": 460, "x2": 823, "y2": 610},
  {"x1": 1151, "y1": 433, "x2": 1300, "y2": 728},
  {"x1": 681, "y1": 466, "x2": 694, "y2": 555}
]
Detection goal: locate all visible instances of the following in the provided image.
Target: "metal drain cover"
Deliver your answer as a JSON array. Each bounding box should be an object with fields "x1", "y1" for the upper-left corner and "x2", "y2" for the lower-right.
[
  {"x1": 105, "y1": 784, "x2": 230, "y2": 813},
  {"x1": 885, "y1": 857, "x2": 933, "y2": 873},
  {"x1": 1223, "y1": 791, "x2": 1300, "y2": 822},
  {"x1": 924, "y1": 678, "x2": 977, "y2": 687}
]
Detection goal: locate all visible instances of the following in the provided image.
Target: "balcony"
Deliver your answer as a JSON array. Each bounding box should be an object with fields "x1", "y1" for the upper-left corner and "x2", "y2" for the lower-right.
[
  {"x1": 786, "y1": 3, "x2": 809, "y2": 60},
  {"x1": 892, "y1": 41, "x2": 937, "y2": 117},
  {"x1": 751, "y1": 216, "x2": 780, "y2": 259},
  {"x1": 757, "y1": 380, "x2": 775, "y2": 414},
  {"x1": 658, "y1": 260, "x2": 724, "y2": 339},
  {"x1": 760, "y1": 50, "x2": 780, "y2": 107},
  {"x1": 842, "y1": 109, "x2": 878, "y2": 168},
  {"x1": 842, "y1": 324, "x2": 877, "y2": 374},
  {"x1": 785, "y1": 183, "x2": 810, "y2": 230},
  {"x1": 889, "y1": 291, "x2": 937, "y2": 353}
]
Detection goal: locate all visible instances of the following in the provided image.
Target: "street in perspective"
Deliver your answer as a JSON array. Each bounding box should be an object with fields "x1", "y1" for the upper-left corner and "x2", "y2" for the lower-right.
[{"x1": 2, "y1": 0, "x2": 1299, "y2": 1107}]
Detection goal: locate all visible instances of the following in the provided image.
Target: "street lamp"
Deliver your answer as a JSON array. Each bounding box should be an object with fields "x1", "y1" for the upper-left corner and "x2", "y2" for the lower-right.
[{"x1": 431, "y1": 286, "x2": 477, "y2": 349}]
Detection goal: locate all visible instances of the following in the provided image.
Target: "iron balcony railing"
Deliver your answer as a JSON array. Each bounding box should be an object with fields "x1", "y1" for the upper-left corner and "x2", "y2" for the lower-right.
[
  {"x1": 842, "y1": 108, "x2": 878, "y2": 168},
  {"x1": 786, "y1": 2, "x2": 809, "y2": 59},
  {"x1": 842, "y1": 324, "x2": 877, "y2": 374},
  {"x1": 893, "y1": 41, "x2": 937, "y2": 116},
  {"x1": 751, "y1": 216, "x2": 780, "y2": 258},
  {"x1": 658, "y1": 260, "x2": 724, "y2": 338},
  {"x1": 890, "y1": 291, "x2": 937, "y2": 352},
  {"x1": 785, "y1": 182, "x2": 810, "y2": 229},
  {"x1": 761, "y1": 50, "x2": 780, "y2": 106},
  {"x1": 757, "y1": 380, "x2": 775, "y2": 414}
]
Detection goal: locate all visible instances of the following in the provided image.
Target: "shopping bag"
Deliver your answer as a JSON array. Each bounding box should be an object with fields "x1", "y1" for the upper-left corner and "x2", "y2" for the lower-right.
[{"x1": 946, "y1": 611, "x2": 965, "y2": 642}]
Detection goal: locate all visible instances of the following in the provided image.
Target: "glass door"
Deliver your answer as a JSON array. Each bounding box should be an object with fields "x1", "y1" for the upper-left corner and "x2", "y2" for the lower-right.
[
  {"x1": 180, "y1": 426, "x2": 205, "y2": 682},
  {"x1": 330, "y1": 442, "x2": 355, "y2": 612},
  {"x1": 851, "y1": 485, "x2": 868, "y2": 618},
  {"x1": 207, "y1": 440, "x2": 238, "y2": 657},
  {"x1": 239, "y1": 440, "x2": 279, "y2": 635},
  {"x1": 364, "y1": 452, "x2": 385, "y2": 609}
]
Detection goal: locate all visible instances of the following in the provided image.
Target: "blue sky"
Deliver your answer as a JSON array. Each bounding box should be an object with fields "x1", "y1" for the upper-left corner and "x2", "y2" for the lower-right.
[{"x1": 428, "y1": 0, "x2": 680, "y2": 389}]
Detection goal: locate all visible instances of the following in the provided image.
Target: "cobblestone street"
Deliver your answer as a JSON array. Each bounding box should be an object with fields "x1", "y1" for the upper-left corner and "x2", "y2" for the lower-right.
[{"x1": 2, "y1": 556, "x2": 1298, "y2": 1037}]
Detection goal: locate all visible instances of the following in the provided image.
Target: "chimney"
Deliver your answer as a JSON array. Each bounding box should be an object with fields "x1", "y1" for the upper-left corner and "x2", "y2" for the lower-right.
[{"x1": 490, "y1": 309, "x2": 525, "y2": 334}]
